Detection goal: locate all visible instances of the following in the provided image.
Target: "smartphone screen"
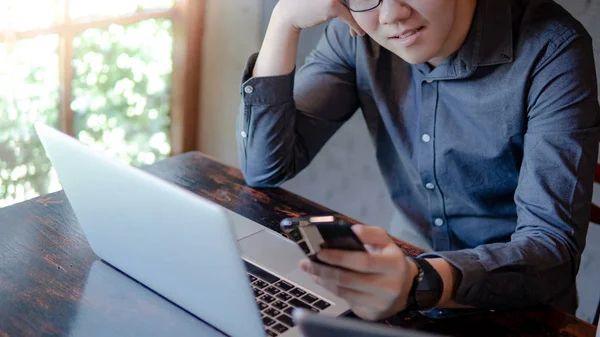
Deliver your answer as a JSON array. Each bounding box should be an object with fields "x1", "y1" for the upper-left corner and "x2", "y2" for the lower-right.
[
  {"x1": 316, "y1": 223, "x2": 365, "y2": 251},
  {"x1": 280, "y1": 216, "x2": 366, "y2": 264}
]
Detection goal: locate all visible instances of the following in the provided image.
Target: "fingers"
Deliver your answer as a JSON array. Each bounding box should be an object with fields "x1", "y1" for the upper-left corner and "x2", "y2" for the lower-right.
[
  {"x1": 316, "y1": 249, "x2": 396, "y2": 273},
  {"x1": 334, "y1": 3, "x2": 365, "y2": 36},
  {"x1": 311, "y1": 225, "x2": 405, "y2": 273},
  {"x1": 321, "y1": 284, "x2": 383, "y2": 310},
  {"x1": 314, "y1": 279, "x2": 388, "y2": 319},
  {"x1": 300, "y1": 258, "x2": 378, "y2": 291},
  {"x1": 302, "y1": 261, "x2": 393, "y2": 320},
  {"x1": 352, "y1": 224, "x2": 394, "y2": 247}
]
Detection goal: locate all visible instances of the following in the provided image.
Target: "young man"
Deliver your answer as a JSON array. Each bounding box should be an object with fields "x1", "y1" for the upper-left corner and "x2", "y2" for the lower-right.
[{"x1": 237, "y1": 0, "x2": 600, "y2": 320}]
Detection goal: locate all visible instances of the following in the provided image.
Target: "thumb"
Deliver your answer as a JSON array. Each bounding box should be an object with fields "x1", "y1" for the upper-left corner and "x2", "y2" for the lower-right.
[
  {"x1": 335, "y1": 4, "x2": 366, "y2": 36},
  {"x1": 351, "y1": 224, "x2": 393, "y2": 247}
]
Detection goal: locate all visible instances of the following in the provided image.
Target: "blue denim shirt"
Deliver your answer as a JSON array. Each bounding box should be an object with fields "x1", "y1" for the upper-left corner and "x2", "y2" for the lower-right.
[{"x1": 237, "y1": 0, "x2": 600, "y2": 312}]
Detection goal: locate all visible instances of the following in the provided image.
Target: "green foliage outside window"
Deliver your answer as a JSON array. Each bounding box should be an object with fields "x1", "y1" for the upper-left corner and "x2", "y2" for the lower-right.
[
  {"x1": 0, "y1": 35, "x2": 61, "y2": 206},
  {"x1": 72, "y1": 19, "x2": 173, "y2": 166},
  {"x1": 0, "y1": 18, "x2": 174, "y2": 207}
]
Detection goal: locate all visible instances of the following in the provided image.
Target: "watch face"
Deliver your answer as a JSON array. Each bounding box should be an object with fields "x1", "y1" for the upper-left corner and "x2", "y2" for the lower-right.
[
  {"x1": 412, "y1": 258, "x2": 444, "y2": 310},
  {"x1": 416, "y1": 287, "x2": 443, "y2": 309}
]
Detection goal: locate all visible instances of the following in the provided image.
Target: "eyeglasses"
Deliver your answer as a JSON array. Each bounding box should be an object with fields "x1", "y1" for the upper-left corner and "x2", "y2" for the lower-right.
[{"x1": 343, "y1": 0, "x2": 383, "y2": 12}]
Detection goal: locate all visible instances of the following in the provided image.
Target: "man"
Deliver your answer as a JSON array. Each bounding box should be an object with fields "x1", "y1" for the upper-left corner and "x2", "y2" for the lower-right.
[{"x1": 237, "y1": 0, "x2": 600, "y2": 320}]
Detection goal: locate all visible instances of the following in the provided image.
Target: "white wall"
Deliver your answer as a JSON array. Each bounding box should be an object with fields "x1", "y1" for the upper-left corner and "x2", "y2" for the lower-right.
[{"x1": 197, "y1": 0, "x2": 262, "y2": 166}]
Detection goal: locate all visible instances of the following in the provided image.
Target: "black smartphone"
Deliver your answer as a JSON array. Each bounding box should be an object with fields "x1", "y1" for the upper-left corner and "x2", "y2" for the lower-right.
[{"x1": 280, "y1": 216, "x2": 366, "y2": 264}]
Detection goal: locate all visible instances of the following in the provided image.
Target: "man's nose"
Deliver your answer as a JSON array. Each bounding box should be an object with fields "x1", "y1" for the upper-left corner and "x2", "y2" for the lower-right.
[{"x1": 379, "y1": 0, "x2": 412, "y2": 25}]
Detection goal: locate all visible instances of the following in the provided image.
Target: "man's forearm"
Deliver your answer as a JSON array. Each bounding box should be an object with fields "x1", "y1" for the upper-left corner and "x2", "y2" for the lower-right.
[
  {"x1": 427, "y1": 258, "x2": 470, "y2": 308},
  {"x1": 253, "y1": 4, "x2": 301, "y2": 78},
  {"x1": 405, "y1": 257, "x2": 471, "y2": 309}
]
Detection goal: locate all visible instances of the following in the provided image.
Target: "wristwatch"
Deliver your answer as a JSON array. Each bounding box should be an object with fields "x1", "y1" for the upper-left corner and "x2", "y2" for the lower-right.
[{"x1": 405, "y1": 257, "x2": 444, "y2": 311}]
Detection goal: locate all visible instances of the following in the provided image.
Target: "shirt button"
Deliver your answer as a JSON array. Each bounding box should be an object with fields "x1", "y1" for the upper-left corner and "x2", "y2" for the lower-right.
[
  {"x1": 434, "y1": 218, "x2": 444, "y2": 227},
  {"x1": 421, "y1": 134, "x2": 431, "y2": 143},
  {"x1": 244, "y1": 85, "x2": 254, "y2": 94},
  {"x1": 240, "y1": 131, "x2": 248, "y2": 138},
  {"x1": 425, "y1": 183, "x2": 435, "y2": 190},
  {"x1": 425, "y1": 79, "x2": 433, "y2": 84}
]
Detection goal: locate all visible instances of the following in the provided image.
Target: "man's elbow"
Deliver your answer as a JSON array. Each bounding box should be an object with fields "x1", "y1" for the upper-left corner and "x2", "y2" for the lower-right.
[
  {"x1": 239, "y1": 151, "x2": 300, "y2": 188},
  {"x1": 241, "y1": 169, "x2": 289, "y2": 188},
  {"x1": 243, "y1": 176, "x2": 282, "y2": 189}
]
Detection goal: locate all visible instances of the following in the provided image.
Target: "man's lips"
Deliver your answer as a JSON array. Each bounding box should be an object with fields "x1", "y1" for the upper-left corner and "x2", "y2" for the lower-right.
[{"x1": 389, "y1": 26, "x2": 425, "y2": 39}]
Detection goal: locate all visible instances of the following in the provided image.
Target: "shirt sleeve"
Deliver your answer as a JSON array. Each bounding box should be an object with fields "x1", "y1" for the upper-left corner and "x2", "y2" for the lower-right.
[
  {"x1": 237, "y1": 19, "x2": 360, "y2": 187},
  {"x1": 422, "y1": 33, "x2": 600, "y2": 311}
]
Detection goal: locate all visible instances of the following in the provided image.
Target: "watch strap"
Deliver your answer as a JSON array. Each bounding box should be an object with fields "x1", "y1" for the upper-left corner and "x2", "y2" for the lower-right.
[{"x1": 405, "y1": 257, "x2": 444, "y2": 311}]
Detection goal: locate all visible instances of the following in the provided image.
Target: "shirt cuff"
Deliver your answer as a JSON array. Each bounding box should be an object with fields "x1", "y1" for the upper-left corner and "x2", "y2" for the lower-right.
[
  {"x1": 420, "y1": 250, "x2": 487, "y2": 306},
  {"x1": 240, "y1": 52, "x2": 296, "y2": 106}
]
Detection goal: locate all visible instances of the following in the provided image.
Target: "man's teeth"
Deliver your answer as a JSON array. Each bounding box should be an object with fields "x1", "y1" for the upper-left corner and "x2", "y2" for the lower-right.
[{"x1": 399, "y1": 28, "x2": 421, "y2": 39}]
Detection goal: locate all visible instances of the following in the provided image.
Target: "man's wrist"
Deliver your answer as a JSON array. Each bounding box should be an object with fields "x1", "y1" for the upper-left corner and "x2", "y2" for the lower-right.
[
  {"x1": 405, "y1": 257, "x2": 445, "y2": 311},
  {"x1": 425, "y1": 258, "x2": 463, "y2": 307},
  {"x1": 406, "y1": 257, "x2": 420, "y2": 281},
  {"x1": 403, "y1": 257, "x2": 420, "y2": 310}
]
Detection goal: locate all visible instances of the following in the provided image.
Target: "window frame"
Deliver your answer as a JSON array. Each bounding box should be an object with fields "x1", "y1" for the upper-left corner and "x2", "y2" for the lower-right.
[{"x1": 0, "y1": 0, "x2": 205, "y2": 156}]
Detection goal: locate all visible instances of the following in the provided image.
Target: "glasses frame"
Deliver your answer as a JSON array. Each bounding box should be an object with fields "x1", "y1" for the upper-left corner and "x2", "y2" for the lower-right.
[{"x1": 342, "y1": 0, "x2": 383, "y2": 12}]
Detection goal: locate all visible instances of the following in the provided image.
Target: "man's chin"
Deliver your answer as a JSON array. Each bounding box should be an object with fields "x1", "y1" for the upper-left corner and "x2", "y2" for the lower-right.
[
  {"x1": 397, "y1": 53, "x2": 432, "y2": 65},
  {"x1": 387, "y1": 46, "x2": 435, "y2": 65}
]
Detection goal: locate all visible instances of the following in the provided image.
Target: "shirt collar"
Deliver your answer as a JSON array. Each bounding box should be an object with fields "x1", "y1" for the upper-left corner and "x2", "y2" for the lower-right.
[{"x1": 415, "y1": 0, "x2": 514, "y2": 80}]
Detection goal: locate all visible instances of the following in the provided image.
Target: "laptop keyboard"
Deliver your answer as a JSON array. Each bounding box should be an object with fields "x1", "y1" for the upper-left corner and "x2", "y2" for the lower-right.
[{"x1": 244, "y1": 260, "x2": 331, "y2": 336}]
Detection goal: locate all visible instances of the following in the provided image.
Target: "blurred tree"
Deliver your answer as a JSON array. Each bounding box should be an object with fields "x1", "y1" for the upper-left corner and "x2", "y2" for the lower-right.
[
  {"x1": 0, "y1": 18, "x2": 173, "y2": 206},
  {"x1": 0, "y1": 35, "x2": 61, "y2": 206},
  {"x1": 72, "y1": 19, "x2": 173, "y2": 166}
]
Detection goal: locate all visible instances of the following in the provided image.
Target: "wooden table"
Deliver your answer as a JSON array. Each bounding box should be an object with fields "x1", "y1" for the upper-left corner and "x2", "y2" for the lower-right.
[{"x1": 0, "y1": 152, "x2": 597, "y2": 337}]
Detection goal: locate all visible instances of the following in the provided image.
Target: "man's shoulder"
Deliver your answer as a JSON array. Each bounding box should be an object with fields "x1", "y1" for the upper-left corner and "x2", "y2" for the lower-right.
[
  {"x1": 324, "y1": 19, "x2": 388, "y2": 64},
  {"x1": 316, "y1": 19, "x2": 358, "y2": 63},
  {"x1": 514, "y1": 0, "x2": 591, "y2": 48},
  {"x1": 326, "y1": 18, "x2": 351, "y2": 36},
  {"x1": 323, "y1": 19, "x2": 355, "y2": 48}
]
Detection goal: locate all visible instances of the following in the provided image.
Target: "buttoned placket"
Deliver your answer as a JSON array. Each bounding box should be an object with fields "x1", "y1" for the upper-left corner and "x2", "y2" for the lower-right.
[
  {"x1": 418, "y1": 78, "x2": 450, "y2": 251},
  {"x1": 241, "y1": 84, "x2": 255, "y2": 141}
]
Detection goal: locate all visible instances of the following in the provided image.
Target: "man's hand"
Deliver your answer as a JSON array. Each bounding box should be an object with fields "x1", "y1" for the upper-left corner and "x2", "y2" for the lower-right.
[
  {"x1": 299, "y1": 224, "x2": 419, "y2": 321},
  {"x1": 253, "y1": 0, "x2": 364, "y2": 78},
  {"x1": 274, "y1": 0, "x2": 365, "y2": 35}
]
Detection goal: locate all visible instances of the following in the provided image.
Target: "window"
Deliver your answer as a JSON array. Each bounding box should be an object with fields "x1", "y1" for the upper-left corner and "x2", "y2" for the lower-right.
[{"x1": 0, "y1": 0, "x2": 203, "y2": 207}]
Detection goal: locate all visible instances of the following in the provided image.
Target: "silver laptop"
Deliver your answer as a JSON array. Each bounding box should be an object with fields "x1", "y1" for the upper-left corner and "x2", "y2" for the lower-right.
[{"x1": 35, "y1": 124, "x2": 349, "y2": 337}]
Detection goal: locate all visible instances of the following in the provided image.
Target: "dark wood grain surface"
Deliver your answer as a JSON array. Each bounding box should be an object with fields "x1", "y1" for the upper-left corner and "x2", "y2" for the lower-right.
[{"x1": 0, "y1": 152, "x2": 596, "y2": 337}]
